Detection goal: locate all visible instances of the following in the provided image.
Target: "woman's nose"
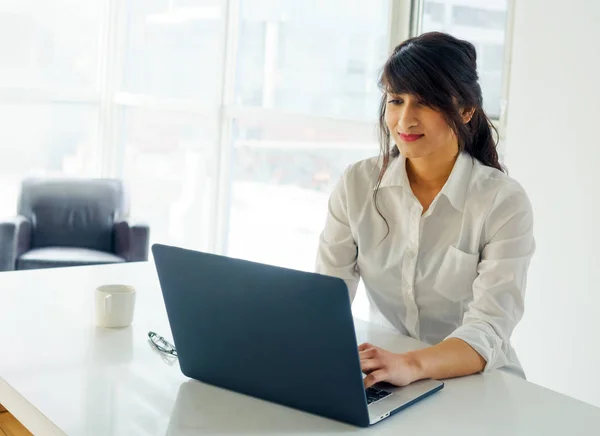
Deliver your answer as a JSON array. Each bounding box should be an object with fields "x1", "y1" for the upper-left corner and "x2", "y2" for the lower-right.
[{"x1": 397, "y1": 105, "x2": 419, "y2": 130}]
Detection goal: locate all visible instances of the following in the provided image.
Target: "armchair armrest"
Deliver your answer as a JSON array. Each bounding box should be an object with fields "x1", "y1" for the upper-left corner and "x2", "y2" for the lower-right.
[
  {"x1": 0, "y1": 215, "x2": 32, "y2": 271},
  {"x1": 114, "y1": 220, "x2": 150, "y2": 262}
]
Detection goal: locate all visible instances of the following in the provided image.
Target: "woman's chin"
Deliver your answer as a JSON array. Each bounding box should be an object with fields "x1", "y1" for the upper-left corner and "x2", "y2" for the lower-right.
[
  {"x1": 397, "y1": 142, "x2": 454, "y2": 161},
  {"x1": 397, "y1": 143, "x2": 428, "y2": 159}
]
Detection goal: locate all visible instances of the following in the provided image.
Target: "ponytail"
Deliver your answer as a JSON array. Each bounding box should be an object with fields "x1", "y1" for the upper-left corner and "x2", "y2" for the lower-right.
[{"x1": 461, "y1": 106, "x2": 504, "y2": 173}]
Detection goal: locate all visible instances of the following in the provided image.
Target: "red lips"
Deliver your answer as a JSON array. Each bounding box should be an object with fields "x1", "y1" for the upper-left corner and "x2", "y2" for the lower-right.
[{"x1": 399, "y1": 133, "x2": 424, "y2": 142}]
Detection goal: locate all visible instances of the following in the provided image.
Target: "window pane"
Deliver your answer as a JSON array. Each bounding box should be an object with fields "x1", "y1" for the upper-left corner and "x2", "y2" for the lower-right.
[
  {"x1": 0, "y1": 0, "x2": 101, "y2": 89},
  {"x1": 117, "y1": 107, "x2": 218, "y2": 250},
  {"x1": 0, "y1": 103, "x2": 98, "y2": 217},
  {"x1": 422, "y1": 0, "x2": 508, "y2": 118},
  {"x1": 227, "y1": 117, "x2": 377, "y2": 272},
  {"x1": 121, "y1": 0, "x2": 226, "y2": 102},
  {"x1": 235, "y1": 0, "x2": 389, "y2": 120}
]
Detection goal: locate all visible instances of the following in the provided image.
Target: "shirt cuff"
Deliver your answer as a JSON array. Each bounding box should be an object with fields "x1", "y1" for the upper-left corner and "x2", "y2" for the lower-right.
[{"x1": 445, "y1": 321, "x2": 508, "y2": 373}]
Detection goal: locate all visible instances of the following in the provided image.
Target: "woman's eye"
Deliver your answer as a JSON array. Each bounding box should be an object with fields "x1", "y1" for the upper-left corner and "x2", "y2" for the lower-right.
[{"x1": 387, "y1": 99, "x2": 402, "y2": 105}]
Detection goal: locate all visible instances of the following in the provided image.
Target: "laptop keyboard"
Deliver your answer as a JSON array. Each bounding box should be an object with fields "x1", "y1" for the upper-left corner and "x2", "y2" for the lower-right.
[{"x1": 366, "y1": 387, "x2": 392, "y2": 405}]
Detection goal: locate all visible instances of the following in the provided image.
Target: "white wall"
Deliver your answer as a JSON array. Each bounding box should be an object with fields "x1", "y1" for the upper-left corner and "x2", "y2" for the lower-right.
[{"x1": 506, "y1": 0, "x2": 600, "y2": 407}]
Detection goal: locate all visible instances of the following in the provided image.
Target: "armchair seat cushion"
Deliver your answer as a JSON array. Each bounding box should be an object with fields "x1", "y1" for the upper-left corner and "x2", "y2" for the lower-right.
[{"x1": 17, "y1": 247, "x2": 126, "y2": 270}]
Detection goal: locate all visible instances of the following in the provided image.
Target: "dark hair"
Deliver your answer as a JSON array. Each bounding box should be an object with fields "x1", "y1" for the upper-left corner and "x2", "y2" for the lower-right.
[{"x1": 374, "y1": 32, "x2": 503, "y2": 232}]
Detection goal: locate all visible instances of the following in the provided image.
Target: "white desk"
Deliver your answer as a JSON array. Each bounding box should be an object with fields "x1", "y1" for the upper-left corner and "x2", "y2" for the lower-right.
[{"x1": 0, "y1": 262, "x2": 599, "y2": 435}]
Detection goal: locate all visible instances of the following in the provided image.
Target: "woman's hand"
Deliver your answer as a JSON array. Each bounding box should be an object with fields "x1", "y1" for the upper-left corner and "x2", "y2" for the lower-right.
[
  {"x1": 359, "y1": 338, "x2": 487, "y2": 388},
  {"x1": 358, "y1": 342, "x2": 424, "y2": 388}
]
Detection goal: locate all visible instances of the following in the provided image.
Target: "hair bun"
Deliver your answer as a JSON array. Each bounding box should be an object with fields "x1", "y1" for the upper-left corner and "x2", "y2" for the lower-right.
[{"x1": 462, "y1": 40, "x2": 478, "y2": 65}]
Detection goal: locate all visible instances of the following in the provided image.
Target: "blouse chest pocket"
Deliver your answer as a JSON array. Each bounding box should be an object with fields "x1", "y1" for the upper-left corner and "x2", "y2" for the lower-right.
[{"x1": 433, "y1": 245, "x2": 480, "y2": 302}]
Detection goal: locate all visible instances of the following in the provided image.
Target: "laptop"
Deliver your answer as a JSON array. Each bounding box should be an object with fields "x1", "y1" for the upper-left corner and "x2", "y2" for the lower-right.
[{"x1": 152, "y1": 243, "x2": 444, "y2": 427}]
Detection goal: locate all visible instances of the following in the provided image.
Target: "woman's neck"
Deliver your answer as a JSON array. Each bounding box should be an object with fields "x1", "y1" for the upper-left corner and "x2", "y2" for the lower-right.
[{"x1": 406, "y1": 148, "x2": 459, "y2": 191}]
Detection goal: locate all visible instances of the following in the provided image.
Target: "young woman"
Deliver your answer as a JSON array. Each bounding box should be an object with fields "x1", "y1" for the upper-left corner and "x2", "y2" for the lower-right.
[{"x1": 316, "y1": 32, "x2": 535, "y2": 388}]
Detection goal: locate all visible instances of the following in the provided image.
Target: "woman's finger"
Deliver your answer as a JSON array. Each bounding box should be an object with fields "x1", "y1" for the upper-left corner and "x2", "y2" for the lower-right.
[
  {"x1": 360, "y1": 358, "x2": 381, "y2": 374},
  {"x1": 363, "y1": 369, "x2": 388, "y2": 389},
  {"x1": 358, "y1": 342, "x2": 375, "y2": 352},
  {"x1": 358, "y1": 347, "x2": 377, "y2": 359}
]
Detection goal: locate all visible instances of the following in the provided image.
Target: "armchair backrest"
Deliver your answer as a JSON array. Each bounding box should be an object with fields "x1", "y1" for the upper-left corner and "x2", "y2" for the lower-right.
[{"x1": 18, "y1": 178, "x2": 128, "y2": 252}]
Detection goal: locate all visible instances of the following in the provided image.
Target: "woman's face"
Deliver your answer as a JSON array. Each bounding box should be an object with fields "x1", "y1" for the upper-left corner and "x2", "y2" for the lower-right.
[{"x1": 384, "y1": 92, "x2": 459, "y2": 160}]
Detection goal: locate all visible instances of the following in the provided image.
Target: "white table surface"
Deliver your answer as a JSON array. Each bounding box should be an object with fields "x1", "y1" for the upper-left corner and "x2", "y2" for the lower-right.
[{"x1": 1, "y1": 262, "x2": 600, "y2": 436}]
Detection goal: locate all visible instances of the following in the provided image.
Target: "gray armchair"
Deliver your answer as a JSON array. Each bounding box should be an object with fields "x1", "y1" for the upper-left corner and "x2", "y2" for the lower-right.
[{"x1": 0, "y1": 178, "x2": 150, "y2": 271}]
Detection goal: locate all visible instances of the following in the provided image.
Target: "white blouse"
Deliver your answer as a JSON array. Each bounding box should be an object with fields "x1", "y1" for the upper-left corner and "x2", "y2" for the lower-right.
[{"x1": 316, "y1": 151, "x2": 535, "y2": 377}]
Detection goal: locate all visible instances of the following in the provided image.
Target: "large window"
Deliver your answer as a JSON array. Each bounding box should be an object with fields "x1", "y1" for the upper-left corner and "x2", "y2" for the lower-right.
[
  {"x1": 0, "y1": 0, "x2": 513, "y2": 321},
  {"x1": 422, "y1": 0, "x2": 510, "y2": 118}
]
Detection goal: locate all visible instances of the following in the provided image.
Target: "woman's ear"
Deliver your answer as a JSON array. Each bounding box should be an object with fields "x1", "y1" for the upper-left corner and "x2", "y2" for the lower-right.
[{"x1": 461, "y1": 107, "x2": 476, "y2": 124}]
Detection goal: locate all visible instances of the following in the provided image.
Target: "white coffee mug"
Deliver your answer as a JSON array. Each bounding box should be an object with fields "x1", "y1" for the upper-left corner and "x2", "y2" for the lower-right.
[{"x1": 95, "y1": 284, "x2": 136, "y2": 328}]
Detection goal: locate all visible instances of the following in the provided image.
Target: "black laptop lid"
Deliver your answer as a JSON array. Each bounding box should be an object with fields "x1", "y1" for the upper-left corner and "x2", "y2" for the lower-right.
[{"x1": 152, "y1": 243, "x2": 370, "y2": 427}]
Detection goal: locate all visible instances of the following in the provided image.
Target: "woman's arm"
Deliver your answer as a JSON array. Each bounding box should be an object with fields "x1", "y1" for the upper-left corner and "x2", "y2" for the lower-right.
[
  {"x1": 315, "y1": 167, "x2": 360, "y2": 301},
  {"x1": 360, "y1": 339, "x2": 485, "y2": 388},
  {"x1": 411, "y1": 338, "x2": 486, "y2": 379}
]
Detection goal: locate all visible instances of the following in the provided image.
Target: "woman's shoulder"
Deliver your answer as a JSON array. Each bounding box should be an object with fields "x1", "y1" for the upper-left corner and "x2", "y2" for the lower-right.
[
  {"x1": 339, "y1": 155, "x2": 382, "y2": 187},
  {"x1": 469, "y1": 158, "x2": 532, "y2": 212}
]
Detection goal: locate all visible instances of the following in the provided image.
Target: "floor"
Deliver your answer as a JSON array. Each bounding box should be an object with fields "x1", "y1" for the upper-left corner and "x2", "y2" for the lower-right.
[{"x1": 0, "y1": 405, "x2": 32, "y2": 436}]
